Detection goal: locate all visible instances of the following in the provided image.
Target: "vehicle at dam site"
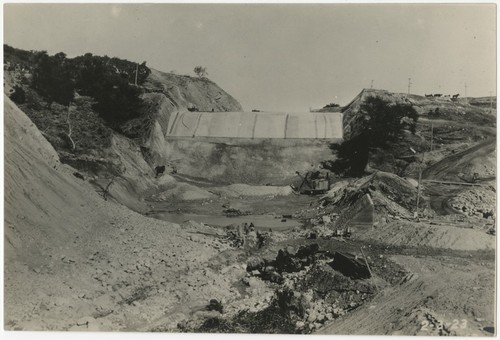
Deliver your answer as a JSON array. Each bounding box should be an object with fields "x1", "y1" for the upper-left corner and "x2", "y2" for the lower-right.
[{"x1": 2, "y1": 3, "x2": 497, "y2": 339}]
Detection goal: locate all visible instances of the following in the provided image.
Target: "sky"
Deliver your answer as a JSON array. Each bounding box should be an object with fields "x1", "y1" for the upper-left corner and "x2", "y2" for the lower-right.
[{"x1": 3, "y1": 3, "x2": 496, "y2": 112}]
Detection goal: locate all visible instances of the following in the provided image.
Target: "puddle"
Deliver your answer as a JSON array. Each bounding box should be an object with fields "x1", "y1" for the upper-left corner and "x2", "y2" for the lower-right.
[{"x1": 149, "y1": 212, "x2": 302, "y2": 231}]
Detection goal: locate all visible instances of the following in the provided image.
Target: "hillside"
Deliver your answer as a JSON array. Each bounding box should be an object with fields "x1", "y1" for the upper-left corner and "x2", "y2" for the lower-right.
[
  {"x1": 4, "y1": 95, "x2": 253, "y2": 331},
  {"x1": 342, "y1": 89, "x2": 496, "y2": 140},
  {"x1": 122, "y1": 68, "x2": 243, "y2": 166},
  {"x1": 334, "y1": 88, "x2": 496, "y2": 178},
  {"x1": 4, "y1": 46, "x2": 244, "y2": 208}
]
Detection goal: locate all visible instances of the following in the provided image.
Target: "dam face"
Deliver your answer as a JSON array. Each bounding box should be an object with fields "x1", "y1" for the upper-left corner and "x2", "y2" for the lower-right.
[
  {"x1": 165, "y1": 111, "x2": 343, "y2": 140},
  {"x1": 159, "y1": 111, "x2": 343, "y2": 184}
]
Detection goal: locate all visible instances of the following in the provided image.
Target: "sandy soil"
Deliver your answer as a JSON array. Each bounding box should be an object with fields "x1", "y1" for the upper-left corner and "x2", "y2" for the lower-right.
[
  {"x1": 3, "y1": 96, "x2": 242, "y2": 331},
  {"x1": 319, "y1": 254, "x2": 494, "y2": 336}
]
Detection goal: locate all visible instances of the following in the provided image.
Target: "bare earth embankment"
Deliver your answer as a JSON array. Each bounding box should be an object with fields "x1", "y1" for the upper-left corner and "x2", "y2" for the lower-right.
[{"x1": 4, "y1": 96, "x2": 247, "y2": 331}]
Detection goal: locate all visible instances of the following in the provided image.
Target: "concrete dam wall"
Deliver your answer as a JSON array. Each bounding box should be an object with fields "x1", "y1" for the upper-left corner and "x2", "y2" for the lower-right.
[
  {"x1": 165, "y1": 111, "x2": 343, "y2": 140},
  {"x1": 162, "y1": 139, "x2": 338, "y2": 185},
  {"x1": 149, "y1": 111, "x2": 343, "y2": 184}
]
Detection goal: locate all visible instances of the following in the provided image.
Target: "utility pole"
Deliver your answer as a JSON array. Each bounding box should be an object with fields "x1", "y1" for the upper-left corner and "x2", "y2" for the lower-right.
[
  {"x1": 407, "y1": 78, "x2": 412, "y2": 95},
  {"x1": 416, "y1": 168, "x2": 422, "y2": 220},
  {"x1": 371, "y1": 80, "x2": 374, "y2": 89},
  {"x1": 415, "y1": 152, "x2": 424, "y2": 221},
  {"x1": 410, "y1": 146, "x2": 423, "y2": 220},
  {"x1": 360, "y1": 246, "x2": 377, "y2": 291}
]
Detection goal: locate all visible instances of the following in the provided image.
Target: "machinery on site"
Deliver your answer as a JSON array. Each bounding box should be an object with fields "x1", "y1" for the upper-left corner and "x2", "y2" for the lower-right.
[
  {"x1": 295, "y1": 171, "x2": 331, "y2": 195},
  {"x1": 333, "y1": 227, "x2": 352, "y2": 237}
]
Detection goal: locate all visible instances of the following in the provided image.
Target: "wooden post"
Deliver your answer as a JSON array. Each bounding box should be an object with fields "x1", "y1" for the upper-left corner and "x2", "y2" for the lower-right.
[
  {"x1": 416, "y1": 164, "x2": 422, "y2": 220},
  {"x1": 360, "y1": 247, "x2": 377, "y2": 290}
]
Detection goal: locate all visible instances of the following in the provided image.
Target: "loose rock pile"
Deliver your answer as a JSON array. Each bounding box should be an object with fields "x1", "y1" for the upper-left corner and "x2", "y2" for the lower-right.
[
  {"x1": 450, "y1": 187, "x2": 496, "y2": 220},
  {"x1": 188, "y1": 244, "x2": 376, "y2": 334}
]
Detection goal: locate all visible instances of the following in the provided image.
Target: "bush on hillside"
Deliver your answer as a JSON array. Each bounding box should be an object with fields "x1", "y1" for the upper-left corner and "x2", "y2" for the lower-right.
[
  {"x1": 360, "y1": 96, "x2": 418, "y2": 145},
  {"x1": 72, "y1": 54, "x2": 145, "y2": 125},
  {"x1": 25, "y1": 48, "x2": 150, "y2": 126},
  {"x1": 194, "y1": 66, "x2": 208, "y2": 78},
  {"x1": 31, "y1": 51, "x2": 75, "y2": 106},
  {"x1": 4, "y1": 44, "x2": 36, "y2": 70},
  {"x1": 9, "y1": 85, "x2": 26, "y2": 104},
  {"x1": 323, "y1": 96, "x2": 418, "y2": 177}
]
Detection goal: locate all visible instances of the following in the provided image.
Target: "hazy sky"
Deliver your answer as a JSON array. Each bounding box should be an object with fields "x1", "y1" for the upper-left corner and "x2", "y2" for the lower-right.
[{"x1": 4, "y1": 3, "x2": 496, "y2": 112}]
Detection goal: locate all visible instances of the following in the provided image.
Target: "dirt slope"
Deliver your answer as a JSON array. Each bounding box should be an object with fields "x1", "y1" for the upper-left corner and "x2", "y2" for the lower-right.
[
  {"x1": 145, "y1": 69, "x2": 243, "y2": 113},
  {"x1": 422, "y1": 138, "x2": 496, "y2": 182},
  {"x1": 355, "y1": 220, "x2": 495, "y2": 251},
  {"x1": 3, "y1": 96, "x2": 241, "y2": 331},
  {"x1": 124, "y1": 68, "x2": 244, "y2": 166},
  {"x1": 318, "y1": 255, "x2": 494, "y2": 336}
]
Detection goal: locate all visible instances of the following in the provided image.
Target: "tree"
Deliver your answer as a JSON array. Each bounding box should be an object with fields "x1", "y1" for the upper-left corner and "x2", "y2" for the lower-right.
[
  {"x1": 359, "y1": 96, "x2": 418, "y2": 146},
  {"x1": 72, "y1": 54, "x2": 144, "y2": 125},
  {"x1": 9, "y1": 85, "x2": 26, "y2": 104},
  {"x1": 323, "y1": 96, "x2": 418, "y2": 177},
  {"x1": 65, "y1": 103, "x2": 76, "y2": 151},
  {"x1": 31, "y1": 51, "x2": 75, "y2": 106},
  {"x1": 193, "y1": 66, "x2": 208, "y2": 78}
]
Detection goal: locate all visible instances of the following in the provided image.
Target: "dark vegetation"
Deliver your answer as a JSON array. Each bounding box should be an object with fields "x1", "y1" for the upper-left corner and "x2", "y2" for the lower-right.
[
  {"x1": 323, "y1": 97, "x2": 418, "y2": 177},
  {"x1": 322, "y1": 102, "x2": 340, "y2": 108},
  {"x1": 4, "y1": 44, "x2": 34, "y2": 69},
  {"x1": 71, "y1": 53, "x2": 149, "y2": 125},
  {"x1": 193, "y1": 298, "x2": 299, "y2": 334},
  {"x1": 4, "y1": 44, "x2": 151, "y2": 154},
  {"x1": 5, "y1": 44, "x2": 150, "y2": 126},
  {"x1": 193, "y1": 65, "x2": 208, "y2": 78},
  {"x1": 9, "y1": 85, "x2": 26, "y2": 104}
]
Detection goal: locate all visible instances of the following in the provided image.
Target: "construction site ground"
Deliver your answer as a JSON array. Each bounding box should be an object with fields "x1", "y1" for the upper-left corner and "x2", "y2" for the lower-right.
[
  {"x1": 142, "y1": 157, "x2": 495, "y2": 335},
  {"x1": 4, "y1": 94, "x2": 496, "y2": 335},
  {"x1": 142, "y1": 122, "x2": 495, "y2": 335}
]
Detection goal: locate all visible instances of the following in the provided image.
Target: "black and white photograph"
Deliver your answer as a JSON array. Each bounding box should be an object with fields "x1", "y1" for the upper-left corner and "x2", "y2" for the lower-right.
[{"x1": 2, "y1": 2, "x2": 497, "y2": 337}]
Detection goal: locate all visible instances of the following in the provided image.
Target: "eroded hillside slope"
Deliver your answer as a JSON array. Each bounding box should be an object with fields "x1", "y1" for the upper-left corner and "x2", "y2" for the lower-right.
[
  {"x1": 124, "y1": 69, "x2": 243, "y2": 166},
  {"x1": 4, "y1": 96, "x2": 240, "y2": 331}
]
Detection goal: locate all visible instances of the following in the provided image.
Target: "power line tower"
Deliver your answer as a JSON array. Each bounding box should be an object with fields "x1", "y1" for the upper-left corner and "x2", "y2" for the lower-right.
[
  {"x1": 371, "y1": 80, "x2": 374, "y2": 89},
  {"x1": 407, "y1": 78, "x2": 412, "y2": 95}
]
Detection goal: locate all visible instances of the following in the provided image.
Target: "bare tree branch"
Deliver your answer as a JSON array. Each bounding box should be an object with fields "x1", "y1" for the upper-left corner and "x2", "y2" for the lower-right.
[
  {"x1": 101, "y1": 176, "x2": 116, "y2": 201},
  {"x1": 64, "y1": 103, "x2": 76, "y2": 151}
]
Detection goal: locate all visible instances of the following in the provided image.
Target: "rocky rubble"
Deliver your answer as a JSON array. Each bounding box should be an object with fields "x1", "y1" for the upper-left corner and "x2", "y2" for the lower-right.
[
  {"x1": 184, "y1": 243, "x2": 376, "y2": 334},
  {"x1": 450, "y1": 187, "x2": 496, "y2": 220},
  {"x1": 321, "y1": 171, "x2": 424, "y2": 219}
]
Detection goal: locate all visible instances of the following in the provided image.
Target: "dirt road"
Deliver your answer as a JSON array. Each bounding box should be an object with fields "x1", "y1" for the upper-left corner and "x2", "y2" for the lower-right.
[{"x1": 422, "y1": 138, "x2": 496, "y2": 182}]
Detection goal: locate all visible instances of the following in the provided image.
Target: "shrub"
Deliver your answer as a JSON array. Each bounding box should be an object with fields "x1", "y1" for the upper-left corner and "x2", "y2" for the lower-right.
[
  {"x1": 9, "y1": 85, "x2": 26, "y2": 104},
  {"x1": 324, "y1": 96, "x2": 418, "y2": 177},
  {"x1": 194, "y1": 66, "x2": 208, "y2": 78},
  {"x1": 31, "y1": 51, "x2": 75, "y2": 106}
]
